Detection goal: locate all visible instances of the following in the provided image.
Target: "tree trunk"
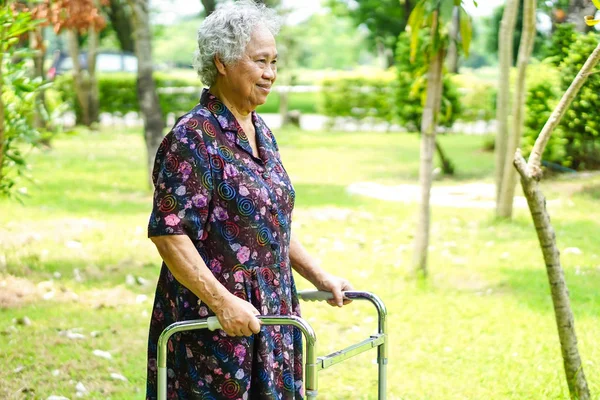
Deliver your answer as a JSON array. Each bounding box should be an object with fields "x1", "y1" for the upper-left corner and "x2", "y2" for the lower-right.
[
  {"x1": 513, "y1": 41, "x2": 600, "y2": 400},
  {"x1": 446, "y1": 7, "x2": 460, "y2": 74},
  {"x1": 87, "y1": 28, "x2": 100, "y2": 127},
  {"x1": 128, "y1": 0, "x2": 165, "y2": 188},
  {"x1": 106, "y1": 0, "x2": 135, "y2": 52},
  {"x1": 67, "y1": 30, "x2": 90, "y2": 126},
  {"x1": 435, "y1": 139, "x2": 454, "y2": 175},
  {"x1": 412, "y1": 48, "x2": 444, "y2": 277},
  {"x1": 200, "y1": 0, "x2": 216, "y2": 15},
  {"x1": 0, "y1": 43, "x2": 5, "y2": 183},
  {"x1": 30, "y1": 26, "x2": 49, "y2": 143},
  {"x1": 495, "y1": 0, "x2": 520, "y2": 206},
  {"x1": 497, "y1": 0, "x2": 536, "y2": 218}
]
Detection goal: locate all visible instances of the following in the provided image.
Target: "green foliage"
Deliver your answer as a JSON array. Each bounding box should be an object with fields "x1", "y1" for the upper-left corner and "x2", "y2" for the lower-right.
[
  {"x1": 321, "y1": 71, "x2": 396, "y2": 127},
  {"x1": 0, "y1": 5, "x2": 47, "y2": 198},
  {"x1": 451, "y1": 75, "x2": 496, "y2": 123},
  {"x1": 542, "y1": 23, "x2": 579, "y2": 66},
  {"x1": 293, "y1": 12, "x2": 370, "y2": 70},
  {"x1": 395, "y1": 31, "x2": 462, "y2": 130},
  {"x1": 521, "y1": 81, "x2": 567, "y2": 164},
  {"x1": 327, "y1": 0, "x2": 411, "y2": 64},
  {"x1": 56, "y1": 73, "x2": 201, "y2": 119},
  {"x1": 557, "y1": 32, "x2": 600, "y2": 170}
]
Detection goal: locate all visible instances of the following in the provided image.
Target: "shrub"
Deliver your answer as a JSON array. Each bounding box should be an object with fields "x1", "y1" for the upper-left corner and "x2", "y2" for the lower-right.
[
  {"x1": 321, "y1": 71, "x2": 396, "y2": 127},
  {"x1": 542, "y1": 23, "x2": 579, "y2": 67},
  {"x1": 557, "y1": 32, "x2": 600, "y2": 170},
  {"x1": 55, "y1": 72, "x2": 202, "y2": 120}
]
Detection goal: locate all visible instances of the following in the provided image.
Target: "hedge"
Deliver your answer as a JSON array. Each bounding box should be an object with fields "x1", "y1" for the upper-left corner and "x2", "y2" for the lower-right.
[{"x1": 55, "y1": 72, "x2": 319, "y2": 121}]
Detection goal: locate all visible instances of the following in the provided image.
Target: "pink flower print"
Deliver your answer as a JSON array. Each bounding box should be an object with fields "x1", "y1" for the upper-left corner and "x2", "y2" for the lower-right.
[
  {"x1": 214, "y1": 368, "x2": 223, "y2": 375},
  {"x1": 239, "y1": 186, "x2": 249, "y2": 196},
  {"x1": 206, "y1": 375, "x2": 213, "y2": 384},
  {"x1": 198, "y1": 306, "x2": 208, "y2": 317},
  {"x1": 192, "y1": 193, "x2": 207, "y2": 208},
  {"x1": 164, "y1": 214, "x2": 180, "y2": 226},
  {"x1": 209, "y1": 259, "x2": 222, "y2": 274},
  {"x1": 237, "y1": 246, "x2": 250, "y2": 263},
  {"x1": 178, "y1": 161, "x2": 192, "y2": 175},
  {"x1": 234, "y1": 271, "x2": 244, "y2": 283},
  {"x1": 225, "y1": 373, "x2": 231, "y2": 379},
  {"x1": 214, "y1": 206, "x2": 228, "y2": 221},
  {"x1": 175, "y1": 185, "x2": 186, "y2": 196},
  {"x1": 235, "y1": 345, "x2": 246, "y2": 360},
  {"x1": 224, "y1": 163, "x2": 238, "y2": 178}
]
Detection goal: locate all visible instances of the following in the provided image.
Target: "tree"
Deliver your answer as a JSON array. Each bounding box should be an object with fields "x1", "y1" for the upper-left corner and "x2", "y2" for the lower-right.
[
  {"x1": 496, "y1": 0, "x2": 537, "y2": 218},
  {"x1": 512, "y1": 9, "x2": 600, "y2": 396},
  {"x1": 0, "y1": 2, "x2": 45, "y2": 196},
  {"x1": 494, "y1": 0, "x2": 519, "y2": 208},
  {"x1": 127, "y1": 0, "x2": 165, "y2": 187},
  {"x1": 104, "y1": 0, "x2": 135, "y2": 52},
  {"x1": 49, "y1": 0, "x2": 108, "y2": 127},
  {"x1": 407, "y1": 0, "x2": 473, "y2": 277},
  {"x1": 328, "y1": 0, "x2": 413, "y2": 67},
  {"x1": 200, "y1": 0, "x2": 280, "y2": 16}
]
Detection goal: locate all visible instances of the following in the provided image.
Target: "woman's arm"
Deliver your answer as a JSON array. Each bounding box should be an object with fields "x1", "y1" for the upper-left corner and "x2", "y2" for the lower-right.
[
  {"x1": 289, "y1": 233, "x2": 353, "y2": 307},
  {"x1": 151, "y1": 235, "x2": 261, "y2": 336}
]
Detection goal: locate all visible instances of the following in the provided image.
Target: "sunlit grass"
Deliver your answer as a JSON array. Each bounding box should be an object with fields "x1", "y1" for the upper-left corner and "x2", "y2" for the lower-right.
[{"x1": 1, "y1": 126, "x2": 599, "y2": 399}]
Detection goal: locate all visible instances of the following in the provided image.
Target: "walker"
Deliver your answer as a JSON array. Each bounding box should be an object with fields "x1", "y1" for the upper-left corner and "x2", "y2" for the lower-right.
[{"x1": 157, "y1": 290, "x2": 388, "y2": 400}]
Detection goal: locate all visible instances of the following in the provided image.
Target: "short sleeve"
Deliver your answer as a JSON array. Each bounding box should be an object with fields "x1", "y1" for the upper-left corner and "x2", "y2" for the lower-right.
[{"x1": 148, "y1": 124, "x2": 213, "y2": 240}]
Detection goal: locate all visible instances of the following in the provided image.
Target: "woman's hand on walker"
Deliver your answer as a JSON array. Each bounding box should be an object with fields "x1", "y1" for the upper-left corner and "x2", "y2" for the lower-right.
[
  {"x1": 315, "y1": 273, "x2": 353, "y2": 307},
  {"x1": 215, "y1": 294, "x2": 262, "y2": 337}
]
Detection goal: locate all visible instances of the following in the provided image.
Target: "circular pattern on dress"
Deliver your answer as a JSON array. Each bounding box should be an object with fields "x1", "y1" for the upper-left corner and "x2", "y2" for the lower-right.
[
  {"x1": 260, "y1": 268, "x2": 275, "y2": 285},
  {"x1": 283, "y1": 371, "x2": 295, "y2": 392},
  {"x1": 201, "y1": 170, "x2": 213, "y2": 189},
  {"x1": 214, "y1": 340, "x2": 234, "y2": 360},
  {"x1": 237, "y1": 130, "x2": 249, "y2": 142},
  {"x1": 232, "y1": 263, "x2": 249, "y2": 274},
  {"x1": 185, "y1": 118, "x2": 199, "y2": 129},
  {"x1": 207, "y1": 100, "x2": 226, "y2": 115},
  {"x1": 196, "y1": 141, "x2": 208, "y2": 160},
  {"x1": 202, "y1": 120, "x2": 217, "y2": 137},
  {"x1": 158, "y1": 195, "x2": 177, "y2": 213},
  {"x1": 210, "y1": 155, "x2": 224, "y2": 171},
  {"x1": 237, "y1": 197, "x2": 256, "y2": 217},
  {"x1": 221, "y1": 221, "x2": 240, "y2": 241},
  {"x1": 165, "y1": 154, "x2": 179, "y2": 172},
  {"x1": 257, "y1": 226, "x2": 271, "y2": 246},
  {"x1": 218, "y1": 146, "x2": 235, "y2": 163},
  {"x1": 221, "y1": 379, "x2": 241, "y2": 398},
  {"x1": 217, "y1": 181, "x2": 236, "y2": 201}
]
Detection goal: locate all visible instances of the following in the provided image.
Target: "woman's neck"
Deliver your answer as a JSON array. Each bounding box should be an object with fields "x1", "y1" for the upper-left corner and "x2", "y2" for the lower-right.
[{"x1": 209, "y1": 85, "x2": 253, "y2": 125}]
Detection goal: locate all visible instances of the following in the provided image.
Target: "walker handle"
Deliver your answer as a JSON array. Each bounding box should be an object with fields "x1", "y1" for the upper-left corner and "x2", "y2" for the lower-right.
[
  {"x1": 207, "y1": 316, "x2": 221, "y2": 331},
  {"x1": 297, "y1": 290, "x2": 344, "y2": 302}
]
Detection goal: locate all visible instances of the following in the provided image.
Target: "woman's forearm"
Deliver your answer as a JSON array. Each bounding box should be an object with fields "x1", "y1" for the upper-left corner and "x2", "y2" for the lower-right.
[
  {"x1": 151, "y1": 235, "x2": 229, "y2": 311},
  {"x1": 289, "y1": 233, "x2": 328, "y2": 286}
]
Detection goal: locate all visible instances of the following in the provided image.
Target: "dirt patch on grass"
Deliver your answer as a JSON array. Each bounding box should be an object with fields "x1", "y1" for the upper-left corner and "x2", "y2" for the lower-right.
[{"x1": 0, "y1": 275, "x2": 148, "y2": 309}]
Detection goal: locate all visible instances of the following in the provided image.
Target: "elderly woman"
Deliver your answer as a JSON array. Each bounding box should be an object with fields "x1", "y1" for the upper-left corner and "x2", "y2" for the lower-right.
[{"x1": 145, "y1": 1, "x2": 353, "y2": 399}]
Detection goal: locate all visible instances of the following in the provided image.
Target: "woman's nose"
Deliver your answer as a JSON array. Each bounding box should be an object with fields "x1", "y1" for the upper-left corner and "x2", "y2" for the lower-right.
[{"x1": 263, "y1": 64, "x2": 276, "y2": 79}]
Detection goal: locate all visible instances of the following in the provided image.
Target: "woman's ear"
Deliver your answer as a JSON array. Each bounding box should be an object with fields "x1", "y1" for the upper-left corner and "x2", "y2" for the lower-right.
[{"x1": 214, "y1": 55, "x2": 227, "y2": 75}]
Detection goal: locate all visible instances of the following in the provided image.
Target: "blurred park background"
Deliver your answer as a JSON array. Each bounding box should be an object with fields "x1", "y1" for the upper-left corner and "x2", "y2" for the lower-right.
[{"x1": 2, "y1": 0, "x2": 600, "y2": 399}]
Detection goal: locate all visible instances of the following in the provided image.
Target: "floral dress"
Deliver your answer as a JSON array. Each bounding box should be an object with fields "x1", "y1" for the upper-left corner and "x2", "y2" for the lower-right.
[{"x1": 145, "y1": 89, "x2": 303, "y2": 400}]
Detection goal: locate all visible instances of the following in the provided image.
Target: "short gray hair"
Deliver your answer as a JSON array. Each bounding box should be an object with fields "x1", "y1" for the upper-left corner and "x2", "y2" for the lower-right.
[{"x1": 194, "y1": 0, "x2": 281, "y2": 87}]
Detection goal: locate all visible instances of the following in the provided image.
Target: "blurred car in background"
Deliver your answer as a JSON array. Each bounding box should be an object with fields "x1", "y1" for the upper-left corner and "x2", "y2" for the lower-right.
[{"x1": 47, "y1": 50, "x2": 137, "y2": 80}]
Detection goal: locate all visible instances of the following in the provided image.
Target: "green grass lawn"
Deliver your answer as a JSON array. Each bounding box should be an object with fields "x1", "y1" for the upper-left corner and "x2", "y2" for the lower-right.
[{"x1": 1, "y1": 127, "x2": 600, "y2": 399}]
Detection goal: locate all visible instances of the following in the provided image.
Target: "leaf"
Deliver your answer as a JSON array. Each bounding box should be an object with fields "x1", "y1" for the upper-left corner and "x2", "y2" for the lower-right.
[
  {"x1": 459, "y1": 7, "x2": 473, "y2": 57},
  {"x1": 407, "y1": 0, "x2": 426, "y2": 62},
  {"x1": 440, "y1": 1, "x2": 455, "y2": 24},
  {"x1": 593, "y1": 0, "x2": 600, "y2": 10},
  {"x1": 584, "y1": 15, "x2": 600, "y2": 26}
]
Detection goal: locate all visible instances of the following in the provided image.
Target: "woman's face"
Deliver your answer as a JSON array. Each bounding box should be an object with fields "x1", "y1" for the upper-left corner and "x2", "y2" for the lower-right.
[{"x1": 220, "y1": 24, "x2": 278, "y2": 112}]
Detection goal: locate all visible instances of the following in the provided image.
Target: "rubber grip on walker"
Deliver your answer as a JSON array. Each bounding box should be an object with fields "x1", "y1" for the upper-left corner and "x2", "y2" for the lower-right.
[
  {"x1": 297, "y1": 290, "x2": 336, "y2": 302},
  {"x1": 207, "y1": 316, "x2": 222, "y2": 331}
]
